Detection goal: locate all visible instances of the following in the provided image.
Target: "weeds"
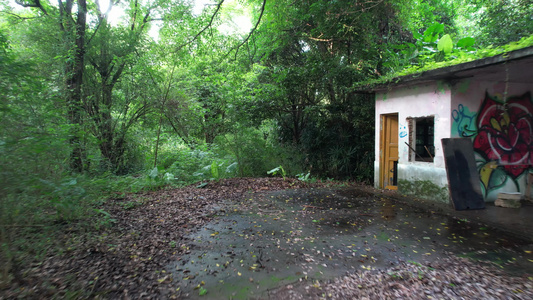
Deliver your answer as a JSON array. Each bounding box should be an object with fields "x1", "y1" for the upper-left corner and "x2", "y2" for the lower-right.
[
  {"x1": 296, "y1": 172, "x2": 318, "y2": 183},
  {"x1": 267, "y1": 166, "x2": 287, "y2": 180}
]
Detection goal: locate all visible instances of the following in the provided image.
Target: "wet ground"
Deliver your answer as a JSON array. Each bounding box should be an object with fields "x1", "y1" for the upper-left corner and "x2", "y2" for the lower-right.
[{"x1": 165, "y1": 187, "x2": 533, "y2": 299}]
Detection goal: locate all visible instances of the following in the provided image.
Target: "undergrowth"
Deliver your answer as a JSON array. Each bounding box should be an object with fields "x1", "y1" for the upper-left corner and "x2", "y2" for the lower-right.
[{"x1": 0, "y1": 136, "x2": 309, "y2": 292}]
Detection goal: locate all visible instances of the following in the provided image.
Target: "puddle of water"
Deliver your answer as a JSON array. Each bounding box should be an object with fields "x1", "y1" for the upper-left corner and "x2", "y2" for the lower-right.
[{"x1": 166, "y1": 188, "x2": 533, "y2": 299}]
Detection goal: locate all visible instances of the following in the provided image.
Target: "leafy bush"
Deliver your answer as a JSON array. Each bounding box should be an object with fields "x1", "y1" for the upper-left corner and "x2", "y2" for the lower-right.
[
  {"x1": 285, "y1": 95, "x2": 374, "y2": 183},
  {"x1": 214, "y1": 125, "x2": 305, "y2": 178},
  {"x1": 166, "y1": 147, "x2": 214, "y2": 183}
]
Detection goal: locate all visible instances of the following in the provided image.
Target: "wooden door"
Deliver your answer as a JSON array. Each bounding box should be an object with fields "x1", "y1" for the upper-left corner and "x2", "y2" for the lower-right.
[{"x1": 381, "y1": 114, "x2": 399, "y2": 190}]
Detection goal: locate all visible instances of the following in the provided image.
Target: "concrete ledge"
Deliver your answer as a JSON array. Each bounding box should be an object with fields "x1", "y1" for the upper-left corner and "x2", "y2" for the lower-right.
[
  {"x1": 495, "y1": 193, "x2": 522, "y2": 208},
  {"x1": 498, "y1": 192, "x2": 522, "y2": 200},
  {"x1": 495, "y1": 198, "x2": 521, "y2": 208}
]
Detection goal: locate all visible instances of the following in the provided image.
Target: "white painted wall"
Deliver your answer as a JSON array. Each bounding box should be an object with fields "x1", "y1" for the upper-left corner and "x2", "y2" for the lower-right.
[{"x1": 374, "y1": 82, "x2": 452, "y2": 195}]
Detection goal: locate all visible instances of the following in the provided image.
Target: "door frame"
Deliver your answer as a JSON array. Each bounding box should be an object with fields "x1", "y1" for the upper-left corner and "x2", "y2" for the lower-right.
[{"x1": 380, "y1": 113, "x2": 399, "y2": 190}]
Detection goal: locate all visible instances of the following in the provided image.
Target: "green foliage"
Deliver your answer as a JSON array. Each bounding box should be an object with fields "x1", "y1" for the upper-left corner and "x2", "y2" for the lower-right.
[
  {"x1": 199, "y1": 287, "x2": 208, "y2": 296},
  {"x1": 392, "y1": 0, "x2": 457, "y2": 36},
  {"x1": 456, "y1": 37, "x2": 476, "y2": 50},
  {"x1": 367, "y1": 0, "x2": 533, "y2": 88},
  {"x1": 215, "y1": 125, "x2": 302, "y2": 178},
  {"x1": 474, "y1": 0, "x2": 533, "y2": 47},
  {"x1": 267, "y1": 166, "x2": 287, "y2": 180},
  {"x1": 210, "y1": 161, "x2": 220, "y2": 180},
  {"x1": 165, "y1": 146, "x2": 231, "y2": 184},
  {"x1": 437, "y1": 34, "x2": 453, "y2": 54},
  {"x1": 286, "y1": 94, "x2": 375, "y2": 182},
  {"x1": 143, "y1": 167, "x2": 176, "y2": 191},
  {"x1": 93, "y1": 208, "x2": 118, "y2": 230},
  {"x1": 296, "y1": 172, "x2": 318, "y2": 183},
  {"x1": 382, "y1": 22, "x2": 473, "y2": 74},
  {"x1": 363, "y1": 33, "x2": 533, "y2": 89},
  {"x1": 40, "y1": 178, "x2": 87, "y2": 222}
]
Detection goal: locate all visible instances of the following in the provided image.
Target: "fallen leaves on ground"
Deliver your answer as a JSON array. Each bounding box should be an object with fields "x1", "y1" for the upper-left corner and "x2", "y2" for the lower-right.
[
  {"x1": 3, "y1": 178, "x2": 533, "y2": 299},
  {"x1": 273, "y1": 257, "x2": 533, "y2": 299},
  {"x1": 1, "y1": 178, "x2": 337, "y2": 299}
]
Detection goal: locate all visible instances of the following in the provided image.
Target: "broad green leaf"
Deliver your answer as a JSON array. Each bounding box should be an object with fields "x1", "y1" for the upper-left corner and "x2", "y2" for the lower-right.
[
  {"x1": 423, "y1": 23, "x2": 444, "y2": 43},
  {"x1": 457, "y1": 37, "x2": 476, "y2": 49},
  {"x1": 267, "y1": 166, "x2": 281, "y2": 175},
  {"x1": 211, "y1": 161, "x2": 219, "y2": 179},
  {"x1": 438, "y1": 34, "x2": 453, "y2": 54},
  {"x1": 149, "y1": 167, "x2": 159, "y2": 179}
]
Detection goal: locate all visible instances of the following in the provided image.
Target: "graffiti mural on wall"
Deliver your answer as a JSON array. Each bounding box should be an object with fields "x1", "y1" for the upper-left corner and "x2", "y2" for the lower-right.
[
  {"x1": 451, "y1": 104, "x2": 477, "y2": 137},
  {"x1": 453, "y1": 92, "x2": 533, "y2": 196},
  {"x1": 474, "y1": 92, "x2": 533, "y2": 176}
]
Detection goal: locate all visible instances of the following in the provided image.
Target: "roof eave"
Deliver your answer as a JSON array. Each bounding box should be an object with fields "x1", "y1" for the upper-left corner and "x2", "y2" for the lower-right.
[{"x1": 355, "y1": 46, "x2": 533, "y2": 93}]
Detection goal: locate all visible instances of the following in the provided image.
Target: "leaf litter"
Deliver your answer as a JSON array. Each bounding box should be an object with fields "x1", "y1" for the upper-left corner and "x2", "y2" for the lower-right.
[{"x1": 3, "y1": 178, "x2": 533, "y2": 299}]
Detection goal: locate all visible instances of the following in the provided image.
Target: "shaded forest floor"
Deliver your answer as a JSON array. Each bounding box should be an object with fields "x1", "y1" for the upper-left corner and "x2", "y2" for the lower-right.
[{"x1": 2, "y1": 178, "x2": 533, "y2": 299}]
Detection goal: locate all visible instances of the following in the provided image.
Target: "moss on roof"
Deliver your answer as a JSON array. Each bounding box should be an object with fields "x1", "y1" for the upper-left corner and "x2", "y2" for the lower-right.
[{"x1": 355, "y1": 35, "x2": 533, "y2": 92}]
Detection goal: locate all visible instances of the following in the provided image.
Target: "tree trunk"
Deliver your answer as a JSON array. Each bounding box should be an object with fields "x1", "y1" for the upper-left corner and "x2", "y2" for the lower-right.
[
  {"x1": 65, "y1": 0, "x2": 87, "y2": 173},
  {"x1": 97, "y1": 81, "x2": 120, "y2": 171}
]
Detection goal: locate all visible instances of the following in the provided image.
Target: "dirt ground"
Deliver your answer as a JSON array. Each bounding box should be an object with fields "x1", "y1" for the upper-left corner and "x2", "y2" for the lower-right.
[{"x1": 3, "y1": 178, "x2": 533, "y2": 299}]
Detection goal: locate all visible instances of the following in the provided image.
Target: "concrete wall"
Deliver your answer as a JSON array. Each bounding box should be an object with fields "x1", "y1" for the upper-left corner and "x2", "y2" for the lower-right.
[
  {"x1": 374, "y1": 82, "x2": 452, "y2": 202},
  {"x1": 451, "y1": 79, "x2": 533, "y2": 201}
]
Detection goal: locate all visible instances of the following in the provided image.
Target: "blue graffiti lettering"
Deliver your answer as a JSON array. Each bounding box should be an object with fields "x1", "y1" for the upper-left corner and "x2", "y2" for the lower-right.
[{"x1": 452, "y1": 104, "x2": 477, "y2": 137}]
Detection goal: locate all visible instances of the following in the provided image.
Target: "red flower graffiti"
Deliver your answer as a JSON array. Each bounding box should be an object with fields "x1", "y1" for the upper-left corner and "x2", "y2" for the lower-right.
[{"x1": 473, "y1": 92, "x2": 533, "y2": 178}]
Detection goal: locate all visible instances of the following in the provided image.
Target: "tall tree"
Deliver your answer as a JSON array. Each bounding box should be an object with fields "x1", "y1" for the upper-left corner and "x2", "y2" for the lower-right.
[
  {"x1": 83, "y1": 0, "x2": 153, "y2": 171},
  {"x1": 8, "y1": 0, "x2": 198, "y2": 173},
  {"x1": 63, "y1": 0, "x2": 87, "y2": 172},
  {"x1": 233, "y1": 0, "x2": 406, "y2": 179}
]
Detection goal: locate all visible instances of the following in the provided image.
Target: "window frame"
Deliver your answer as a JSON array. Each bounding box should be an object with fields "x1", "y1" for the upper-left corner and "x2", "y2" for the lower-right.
[{"x1": 407, "y1": 116, "x2": 435, "y2": 163}]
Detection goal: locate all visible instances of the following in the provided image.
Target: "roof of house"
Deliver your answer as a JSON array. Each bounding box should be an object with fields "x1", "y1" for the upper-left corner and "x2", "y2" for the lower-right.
[{"x1": 358, "y1": 46, "x2": 533, "y2": 92}]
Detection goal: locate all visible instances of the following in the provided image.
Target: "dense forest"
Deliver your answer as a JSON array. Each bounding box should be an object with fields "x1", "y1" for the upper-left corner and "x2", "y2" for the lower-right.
[{"x1": 1, "y1": 0, "x2": 533, "y2": 295}]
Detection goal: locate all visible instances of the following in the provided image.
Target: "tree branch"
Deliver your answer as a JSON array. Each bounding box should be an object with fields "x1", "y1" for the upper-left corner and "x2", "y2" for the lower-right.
[
  {"x1": 15, "y1": 0, "x2": 47, "y2": 15},
  {"x1": 0, "y1": 11, "x2": 42, "y2": 20},
  {"x1": 227, "y1": 0, "x2": 266, "y2": 60},
  {"x1": 86, "y1": 1, "x2": 114, "y2": 47},
  {"x1": 174, "y1": 0, "x2": 225, "y2": 52},
  {"x1": 138, "y1": 8, "x2": 152, "y2": 32},
  {"x1": 329, "y1": 0, "x2": 384, "y2": 16},
  {"x1": 307, "y1": 36, "x2": 334, "y2": 42},
  {"x1": 95, "y1": 0, "x2": 115, "y2": 21},
  {"x1": 131, "y1": 0, "x2": 139, "y2": 30},
  {"x1": 57, "y1": 0, "x2": 76, "y2": 32}
]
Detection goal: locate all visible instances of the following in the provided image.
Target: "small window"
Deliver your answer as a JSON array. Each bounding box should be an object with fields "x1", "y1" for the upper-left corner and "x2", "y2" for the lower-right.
[{"x1": 408, "y1": 117, "x2": 435, "y2": 162}]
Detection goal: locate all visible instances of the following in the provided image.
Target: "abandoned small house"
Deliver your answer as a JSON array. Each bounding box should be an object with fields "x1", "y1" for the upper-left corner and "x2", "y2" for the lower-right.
[{"x1": 367, "y1": 46, "x2": 533, "y2": 205}]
